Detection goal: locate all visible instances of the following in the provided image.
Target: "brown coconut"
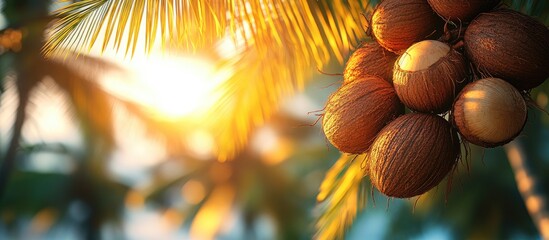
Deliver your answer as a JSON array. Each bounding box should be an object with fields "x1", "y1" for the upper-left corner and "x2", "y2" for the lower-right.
[
  {"x1": 427, "y1": 0, "x2": 500, "y2": 22},
  {"x1": 371, "y1": 0, "x2": 443, "y2": 53},
  {"x1": 322, "y1": 76, "x2": 403, "y2": 154},
  {"x1": 343, "y1": 42, "x2": 398, "y2": 84},
  {"x1": 369, "y1": 113, "x2": 460, "y2": 198},
  {"x1": 393, "y1": 40, "x2": 469, "y2": 113},
  {"x1": 453, "y1": 78, "x2": 527, "y2": 147},
  {"x1": 464, "y1": 8, "x2": 549, "y2": 90}
]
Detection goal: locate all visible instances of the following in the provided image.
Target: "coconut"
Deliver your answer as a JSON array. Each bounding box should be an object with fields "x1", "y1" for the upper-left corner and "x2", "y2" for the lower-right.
[
  {"x1": 371, "y1": 0, "x2": 443, "y2": 53},
  {"x1": 464, "y1": 8, "x2": 549, "y2": 90},
  {"x1": 369, "y1": 113, "x2": 460, "y2": 198},
  {"x1": 427, "y1": 0, "x2": 500, "y2": 22},
  {"x1": 343, "y1": 41, "x2": 398, "y2": 84},
  {"x1": 322, "y1": 76, "x2": 403, "y2": 154},
  {"x1": 393, "y1": 40, "x2": 469, "y2": 113},
  {"x1": 453, "y1": 78, "x2": 527, "y2": 147}
]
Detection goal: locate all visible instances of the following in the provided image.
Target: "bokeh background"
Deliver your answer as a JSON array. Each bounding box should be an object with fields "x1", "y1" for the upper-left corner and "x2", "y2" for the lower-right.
[{"x1": 0, "y1": 0, "x2": 548, "y2": 239}]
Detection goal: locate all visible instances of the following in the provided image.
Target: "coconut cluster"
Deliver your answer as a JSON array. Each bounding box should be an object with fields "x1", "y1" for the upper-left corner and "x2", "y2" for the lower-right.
[{"x1": 322, "y1": 0, "x2": 549, "y2": 198}]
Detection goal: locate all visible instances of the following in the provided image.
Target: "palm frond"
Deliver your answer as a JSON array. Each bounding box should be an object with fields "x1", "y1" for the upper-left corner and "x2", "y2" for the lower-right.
[
  {"x1": 45, "y1": 1, "x2": 373, "y2": 59},
  {"x1": 203, "y1": 0, "x2": 375, "y2": 160},
  {"x1": 45, "y1": 0, "x2": 375, "y2": 160},
  {"x1": 315, "y1": 153, "x2": 369, "y2": 240},
  {"x1": 45, "y1": 58, "x2": 116, "y2": 147},
  {"x1": 44, "y1": 0, "x2": 234, "y2": 57}
]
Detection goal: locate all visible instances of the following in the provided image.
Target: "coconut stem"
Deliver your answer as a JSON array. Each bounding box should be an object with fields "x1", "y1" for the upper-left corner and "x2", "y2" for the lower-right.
[
  {"x1": 504, "y1": 140, "x2": 549, "y2": 238},
  {"x1": 452, "y1": 40, "x2": 464, "y2": 50}
]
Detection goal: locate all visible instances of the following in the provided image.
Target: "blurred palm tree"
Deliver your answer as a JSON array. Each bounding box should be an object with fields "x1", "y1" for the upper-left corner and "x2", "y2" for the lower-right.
[
  {"x1": 0, "y1": 1, "x2": 130, "y2": 239},
  {"x1": 4, "y1": 0, "x2": 548, "y2": 239}
]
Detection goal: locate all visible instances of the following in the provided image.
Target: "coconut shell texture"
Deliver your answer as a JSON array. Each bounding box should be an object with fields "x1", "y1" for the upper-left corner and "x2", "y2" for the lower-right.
[
  {"x1": 343, "y1": 42, "x2": 398, "y2": 84},
  {"x1": 372, "y1": 0, "x2": 443, "y2": 54},
  {"x1": 322, "y1": 76, "x2": 403, "y2": 154},
  {"x1": 427, "y1": 0, "x2": 500, "y2": 22},
  {"x1": 464, "y1": 8, "x2": 549, "y2": 90},
  {"x1": 393, "y1": 40, "x2": 469, "y2": 113},
  {"x1": 369, "y1": 113, "x2": 460, "y2": 198},
  {"x1": 453, "y1": 78, "x2": 527, "y2": 148}
]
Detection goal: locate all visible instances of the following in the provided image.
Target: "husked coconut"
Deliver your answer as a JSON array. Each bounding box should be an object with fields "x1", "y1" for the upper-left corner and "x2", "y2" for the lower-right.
[{"x1": 393, "y1": 40, "x2": 469, "y2": 113}]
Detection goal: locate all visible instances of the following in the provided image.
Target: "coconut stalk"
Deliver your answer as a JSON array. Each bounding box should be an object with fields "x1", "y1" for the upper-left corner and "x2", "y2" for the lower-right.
[{"x1": 504, "y1": 139, "x2": 549, "y2": 238}]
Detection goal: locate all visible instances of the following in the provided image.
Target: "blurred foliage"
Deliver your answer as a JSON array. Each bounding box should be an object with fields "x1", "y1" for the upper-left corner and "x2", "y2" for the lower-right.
[
  {"x1": 0, "y1": 0, "x2": 128, "y2": 239},
  {"x1": 143, "y1": 112, "x2": 337, "y2": 239},
  {"x1": 504, "y1": 0, "x2": 549, "y2": 22}
]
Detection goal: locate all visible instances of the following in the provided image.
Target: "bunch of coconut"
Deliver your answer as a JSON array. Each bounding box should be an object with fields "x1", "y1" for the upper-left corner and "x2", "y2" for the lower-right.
[{"x1": 322, "y1": 0, "x2": 549, "y2": 198}]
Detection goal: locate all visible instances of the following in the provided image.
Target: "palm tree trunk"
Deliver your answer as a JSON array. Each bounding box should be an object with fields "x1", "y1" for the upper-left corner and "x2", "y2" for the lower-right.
[
  {"x1": 504, "y1": 140, "x2": 549, "y2": 238},
  {"x1": 0, "y1": 87, "x2": 29, "y2": 199}
]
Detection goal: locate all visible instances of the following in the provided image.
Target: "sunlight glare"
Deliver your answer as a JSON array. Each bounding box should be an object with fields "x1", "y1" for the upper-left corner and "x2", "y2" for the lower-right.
[
  {"x1": 186, "y1": 130, "x2": 216, "y2": 159},
  {"x1": 252, "y1": 126, "x2": 279, "y2": 154},
  {"x1": 127, "y1": 55, "x2": 228, "y2": 119},
  {"x1": 252, "y1": 126, "x2": 292, "y2": 165}
]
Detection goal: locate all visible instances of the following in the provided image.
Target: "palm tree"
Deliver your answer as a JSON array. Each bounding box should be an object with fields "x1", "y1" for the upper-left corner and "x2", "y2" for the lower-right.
[
  {"x1": 0, "y1": 1, "x2": 131, "y2": 239},
  {"x1": 18, "y1": 0, "x2": 549, "y2": 239}
]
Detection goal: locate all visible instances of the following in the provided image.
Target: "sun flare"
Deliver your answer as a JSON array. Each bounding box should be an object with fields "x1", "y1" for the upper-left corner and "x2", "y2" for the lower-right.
[{"x1": 121, "y1": 55, "x2": 229, "y2": 119}]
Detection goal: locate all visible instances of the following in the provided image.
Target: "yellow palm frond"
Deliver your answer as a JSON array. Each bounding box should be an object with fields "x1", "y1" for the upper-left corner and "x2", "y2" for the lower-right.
[
  {"x1": 45, "y1": 1, "x2": 373, "y2": 58},
  {"x1": 44, "y1": 0, "x2": 229, "y2": 56},
  {"x1": 315, "y1": 153, "x2": 369, "y2": 240},
  {"x1": 44, "y1": 0, "x2": 376, "y2": 159}
]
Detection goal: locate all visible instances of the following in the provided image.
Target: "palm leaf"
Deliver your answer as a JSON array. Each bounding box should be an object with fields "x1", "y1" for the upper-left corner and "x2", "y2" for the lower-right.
[
  {"x1": 45, "y1": 58, "x2": 116, "y2": 147},
  {"x1": 44, "y1": 1, "x2": 373, "y2": 59},
  {"x1": 315, "y1": 153, "x2": 369, "y2": 240},
  {"x1": 44, "y1": 0, "x2": 376, "y2": 160}
]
